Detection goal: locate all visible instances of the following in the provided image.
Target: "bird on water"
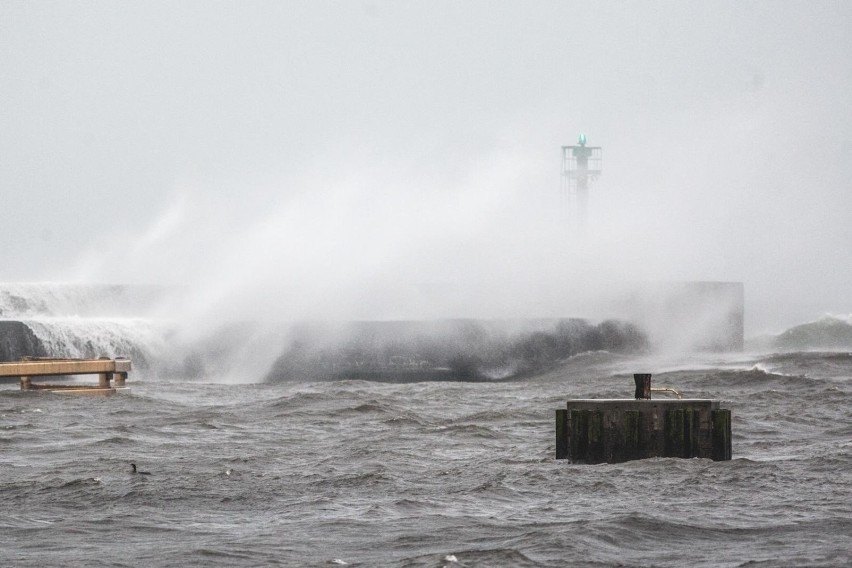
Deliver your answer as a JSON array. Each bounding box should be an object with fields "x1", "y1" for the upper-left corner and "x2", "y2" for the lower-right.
[{"x1": 130, "y1": 463, "x2": 151, "y2": 475}]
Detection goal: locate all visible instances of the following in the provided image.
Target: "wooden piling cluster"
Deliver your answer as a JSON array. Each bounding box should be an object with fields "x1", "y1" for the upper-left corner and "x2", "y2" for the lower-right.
[
  {"x1": 555, "y1": 375, "x2": 732, "y2": 463},
  {"x1": 0, "y1": 357, "x2": 132, "y2": 395}
]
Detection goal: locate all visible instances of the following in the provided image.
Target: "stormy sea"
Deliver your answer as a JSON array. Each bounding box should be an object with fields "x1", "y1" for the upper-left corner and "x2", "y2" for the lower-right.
[{"x1": 1, "y1": 285, "x2": 850, "y2": 567}]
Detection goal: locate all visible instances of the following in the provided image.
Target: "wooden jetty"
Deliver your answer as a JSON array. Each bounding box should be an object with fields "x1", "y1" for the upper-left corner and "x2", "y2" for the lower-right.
[
  {"x1": 0, "y1": 357, "x2": 132, "y2": 395},
  {"x1": 555, "y1": 374, "x2": 732, "y2": 463}
]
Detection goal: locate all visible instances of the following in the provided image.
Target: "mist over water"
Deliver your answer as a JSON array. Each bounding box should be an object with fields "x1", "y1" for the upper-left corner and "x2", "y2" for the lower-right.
[{"x1": 2, "y1": 2, "x2": 850, "y2": 340}]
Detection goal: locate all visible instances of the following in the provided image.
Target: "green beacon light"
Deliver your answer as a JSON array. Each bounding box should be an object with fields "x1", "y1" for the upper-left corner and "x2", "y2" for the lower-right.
[{"x1": 578, "y1": 133, "x2": 587, "y2": 146}]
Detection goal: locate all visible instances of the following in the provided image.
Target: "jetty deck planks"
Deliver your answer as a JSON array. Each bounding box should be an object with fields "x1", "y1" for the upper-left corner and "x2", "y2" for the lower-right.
[{"x1": 0, "y1": 358, "x2": 132, "y2": 394}]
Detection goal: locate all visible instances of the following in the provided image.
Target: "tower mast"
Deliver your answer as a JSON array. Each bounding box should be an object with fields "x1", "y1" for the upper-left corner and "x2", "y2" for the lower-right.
[{"x1": 561, "y1": 134, "x2": 602, "y2": 233}]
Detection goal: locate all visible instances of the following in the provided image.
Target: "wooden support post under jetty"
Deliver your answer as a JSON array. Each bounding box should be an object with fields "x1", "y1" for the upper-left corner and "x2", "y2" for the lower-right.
[
  {"x1": 0, "y1": 358, "x2": 132, "y2": 395},
  {"x1": 555, "y1": 374, "x2": 732, "y2": 463}
]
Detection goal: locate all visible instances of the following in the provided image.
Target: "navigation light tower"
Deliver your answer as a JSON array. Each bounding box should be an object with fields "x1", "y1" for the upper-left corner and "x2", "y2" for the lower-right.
[{"x1": 561, "y1": 134, "x2": 602, "y2": 232}]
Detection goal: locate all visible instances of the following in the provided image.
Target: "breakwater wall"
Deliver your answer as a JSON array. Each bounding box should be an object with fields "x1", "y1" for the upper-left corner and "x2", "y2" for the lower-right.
[{"x1": 265, "y1": 318, "x2": 649, "y2": 382}]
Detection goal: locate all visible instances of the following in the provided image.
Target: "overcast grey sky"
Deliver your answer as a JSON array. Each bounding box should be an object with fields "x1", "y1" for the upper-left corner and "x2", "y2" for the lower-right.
[{"x1": 1, "y1": 1, "x2": 850, "y2": 333}]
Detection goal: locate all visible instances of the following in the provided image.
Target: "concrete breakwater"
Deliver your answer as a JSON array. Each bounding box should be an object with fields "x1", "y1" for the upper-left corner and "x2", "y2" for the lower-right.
[{"x1": 264, "y1": 318, "x2": 649, "y2": 382}]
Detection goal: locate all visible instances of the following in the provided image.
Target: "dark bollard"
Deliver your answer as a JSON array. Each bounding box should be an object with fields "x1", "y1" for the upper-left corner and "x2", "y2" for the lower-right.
[{"x1": 634, "y1": 373, "x2": 652, "y2": 399}]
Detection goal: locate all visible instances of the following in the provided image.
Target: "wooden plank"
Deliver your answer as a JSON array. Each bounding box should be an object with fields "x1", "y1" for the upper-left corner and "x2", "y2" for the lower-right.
[
  {"x1": 711, "y1": 409, "x2": 732, "y2": 461},
  {"x1": 555, "y1": 409, "x2": 569, "y2": 459},
  {"x1": 569, "y1": 409, "x2": 589, "y2": 462},
  {"x1": 664, "y1": 409, "x2": 685, "y2": 457},
  {"x1": 644, "y1": 404, "x2": 664, "y2": 458},
  {"x1": 685, "y1": 408, "x2": 699, "y2": 458},
  {"x1": 0, "y1": 359, "x2": 131, "y2": 377},
  {"x1": 51, "y1": 388, "x2": 117, "y2": 396},
  {"x1": 623, "y1": 410, "x2": 642, "y2": 461},
  {"x1": 587, "y1": 410, "x2": 604, "y2": 463}
]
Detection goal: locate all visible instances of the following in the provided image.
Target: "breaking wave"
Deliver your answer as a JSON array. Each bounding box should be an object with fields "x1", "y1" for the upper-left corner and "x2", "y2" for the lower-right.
[{"x1": 773, "y1": 315, "x2": 852, "y2": 351}]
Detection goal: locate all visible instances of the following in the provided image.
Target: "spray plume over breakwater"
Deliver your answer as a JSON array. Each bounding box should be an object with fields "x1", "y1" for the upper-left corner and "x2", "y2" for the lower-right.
[
  {"x1": 2, "y1": 283, "x2": 850, "y2": 383},
  {"x1": 0, "y1": 283, "x2": 651, "y2": 382}
]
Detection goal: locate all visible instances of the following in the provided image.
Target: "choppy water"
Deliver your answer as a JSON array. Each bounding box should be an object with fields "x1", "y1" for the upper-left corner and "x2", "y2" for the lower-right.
[{"x1": 1, "y1": 350, "x2": 850, "y2": 567}]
